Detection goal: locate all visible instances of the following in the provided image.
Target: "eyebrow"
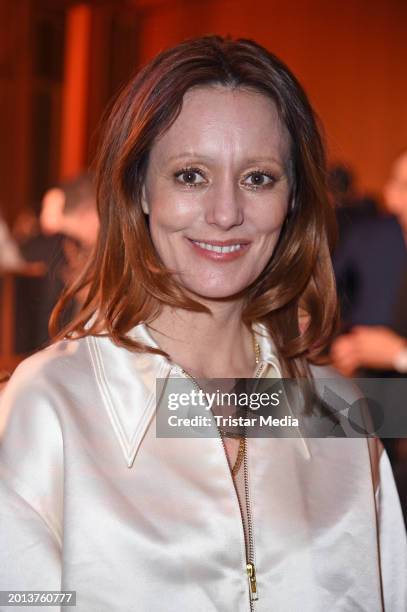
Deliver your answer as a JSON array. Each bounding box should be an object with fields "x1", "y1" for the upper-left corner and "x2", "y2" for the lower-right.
[
  {"x1": 166, "y1": 153, "x2": 213, "y2": 163},
  {"x1": 166, "y1": 152, "x2": 286, "y2": 167},
  {"x1": 243, "y1": 156, "x2": 285, "y2": 168}
]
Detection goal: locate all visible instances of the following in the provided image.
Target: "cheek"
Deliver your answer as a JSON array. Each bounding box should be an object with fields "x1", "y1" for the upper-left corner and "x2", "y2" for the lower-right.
[
  {"x1": 149, "y1": 192, "x2": 199, "y2": 231},
  {"x1": 147, "y1": 197, "x2": 195, "y2": 262},
  {"x1": 254, "y1": 199, "x2": 289, "y2": 238}
]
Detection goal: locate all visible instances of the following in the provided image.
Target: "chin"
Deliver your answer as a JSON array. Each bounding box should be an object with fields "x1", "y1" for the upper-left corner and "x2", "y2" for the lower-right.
[{"x1": 180, "y1": 280, "x2": 254, "y2": 302}]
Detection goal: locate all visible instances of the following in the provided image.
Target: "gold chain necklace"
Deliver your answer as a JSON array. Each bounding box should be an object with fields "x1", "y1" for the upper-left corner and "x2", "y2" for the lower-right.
[
  {"x1": 181, "y1": 333, "x2": 261, "y2": 477},
  {"x1": 231, "y1": 336, "x2": 260, "y2": 477}
]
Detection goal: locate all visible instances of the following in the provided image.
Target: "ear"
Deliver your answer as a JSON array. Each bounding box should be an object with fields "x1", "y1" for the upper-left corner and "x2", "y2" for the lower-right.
[{"x1": 141, "y1": 184, "x2": 150, "y2": 215}]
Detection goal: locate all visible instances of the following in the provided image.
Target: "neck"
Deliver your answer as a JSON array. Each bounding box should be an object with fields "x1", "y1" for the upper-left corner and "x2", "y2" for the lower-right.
[{"x1": 146, "y1": 299, "x2": 258, "y2": 379}]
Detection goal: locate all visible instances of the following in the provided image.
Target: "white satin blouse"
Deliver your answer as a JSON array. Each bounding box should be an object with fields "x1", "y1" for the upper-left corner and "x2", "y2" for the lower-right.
[{"x1": 0, "y1": 323, "x2": 406, "y2": 611}]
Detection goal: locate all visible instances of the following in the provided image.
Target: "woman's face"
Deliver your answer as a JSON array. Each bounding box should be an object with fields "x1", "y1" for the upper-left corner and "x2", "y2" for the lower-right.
[{"x1": 142, "y1": 85, "x2": 292, "y2": 300}]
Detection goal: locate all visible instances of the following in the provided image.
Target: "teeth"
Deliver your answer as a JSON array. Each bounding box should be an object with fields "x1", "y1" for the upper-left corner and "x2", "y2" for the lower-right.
[{"x1": 194, "y1": 241, "x2": 244, "y2": 253}]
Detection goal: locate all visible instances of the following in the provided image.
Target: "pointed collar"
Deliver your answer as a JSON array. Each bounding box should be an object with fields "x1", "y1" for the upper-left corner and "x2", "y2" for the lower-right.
[{"x1": 86, "y1": 323, "x2": 309, "y2": 467}]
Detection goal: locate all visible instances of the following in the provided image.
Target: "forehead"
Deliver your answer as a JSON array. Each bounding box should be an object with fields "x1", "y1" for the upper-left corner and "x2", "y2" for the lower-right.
[{"x1": 149, "y1": 85, "x2": 291, "y2": 164}]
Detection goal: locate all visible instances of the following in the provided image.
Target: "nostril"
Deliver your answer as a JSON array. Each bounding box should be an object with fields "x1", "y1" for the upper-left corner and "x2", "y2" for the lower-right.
[{"x1": 205, "y1": 204, "x2": 244, "y2": 229}]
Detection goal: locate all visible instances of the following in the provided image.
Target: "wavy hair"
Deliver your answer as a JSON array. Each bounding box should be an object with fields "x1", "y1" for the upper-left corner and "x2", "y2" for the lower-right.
[{"x1": 51, "y1": 35, "x2": 338, "y2": 378}]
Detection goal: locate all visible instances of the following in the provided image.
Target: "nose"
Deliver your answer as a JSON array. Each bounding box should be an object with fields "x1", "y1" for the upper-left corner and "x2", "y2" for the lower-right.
[{"x1": 204, "y1": 177, "x2": 244, "y2": 229}]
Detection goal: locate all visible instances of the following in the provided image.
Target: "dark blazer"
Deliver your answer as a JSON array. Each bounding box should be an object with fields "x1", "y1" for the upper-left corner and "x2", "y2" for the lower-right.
[{"x1": 333, "y1": 215, "x2": 407, "y2": 329}]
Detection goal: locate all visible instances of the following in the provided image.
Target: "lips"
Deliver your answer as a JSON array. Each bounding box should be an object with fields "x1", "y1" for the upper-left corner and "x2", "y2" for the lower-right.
[
  {"x1": 187, "y1": 238, "x2": 250, "y2": 260},
  {"x1": 192, "y1": 241, "x2": 244, "y2": 253}
]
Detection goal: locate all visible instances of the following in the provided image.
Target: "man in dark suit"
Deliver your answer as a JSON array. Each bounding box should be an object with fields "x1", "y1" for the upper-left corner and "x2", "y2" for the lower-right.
[
  {"x1": 331, "y1": 150, "x2": 407, "y2": 523},
  {"x1": 332, "y1": 149, "x2": 407, "y2": 368}
]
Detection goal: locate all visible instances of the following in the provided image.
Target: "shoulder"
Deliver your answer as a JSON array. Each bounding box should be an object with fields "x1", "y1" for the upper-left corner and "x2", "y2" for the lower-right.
[
  {"x1": 0, "y1": 341, "x2": 84, "y2": 545},
  {"x1": 0, "y1": 336, "x2": 111, "y2": 534},
  {"x1": 2, "y1": 337, "x2": 89, "y2": 399},
  {"x1": 15, "y1": 335, "x2": 92, "y2": 379},
  {"x1": 0, "y1": 336, "x2": 102, "y2": 436},
  {"x1": 0, "y1": 332, "x2": 165, "y2": 437},
  {"x1": 309, "y1": 363, "x2": 383, "y2": 455},
  {"x1": 309, "y1": 362, "x2": 373, "y2": 433},
  {"x1": 0, "y1": 332, "x2": 134, "y2": 397},
  {"x1": 309, "y1": 362, "x2": 365, "y2": 405}
]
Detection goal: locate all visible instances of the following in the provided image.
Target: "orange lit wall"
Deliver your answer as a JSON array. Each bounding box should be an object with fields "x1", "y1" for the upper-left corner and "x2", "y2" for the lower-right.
[
  {"x1": 60, "y1": 3, "x2": 92, "y2": 179},
  {"x1": 133, "y1": 0, "x2": 407, "y2": 196}
]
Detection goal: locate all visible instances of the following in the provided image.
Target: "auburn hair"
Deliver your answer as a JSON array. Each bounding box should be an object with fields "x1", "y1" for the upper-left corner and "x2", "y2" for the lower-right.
[{"x1": 51, "y1": 35, "x2": 338, "y2": 378}]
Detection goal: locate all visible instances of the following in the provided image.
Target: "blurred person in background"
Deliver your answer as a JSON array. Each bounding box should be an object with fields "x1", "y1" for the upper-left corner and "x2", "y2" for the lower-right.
[
  {"x1": 39, "y1": 173, "x2": 98, "y2": 248},
  {"x1": 0, "y1": 210, "x2": 25, "y2": 270},
  {"x1": 54, "y1": 173, "x2": 99, "y2": 248},
  {"x1": 39, "y1": 187, "x2": 66, "y2": 237},
  {"x1": 329, "y1": 163, "x2": 378, "y2": 241},
  {"x1": 329, "y1": 163, "x2": 380, "y2": 324},
  {"x1": 331, "y1": 150, "x2": 407, "y2": 518},
  {"x1": 331, "y1": 325, "x2": 407, "y2": 377},
  {"x1": 332, "y1": 150, "x2": 407, "y2": 379},
  {"x1": 14, "y1": 191, "x2": 67, "y2": 353},
  {"x1": 332, "y1": 149, "x2": 407, "y2": 337},
  {"x1": 51, "y1": 173, "x2": 99, "y2": 307},
  {"x1": 14, "y1": 174, "x2": 97, "y2": 353},
  {"x1": 331, "y1": 277, "x2": 407, "y2": 523},
  {"x1": 11, "y1": 207, "x2": 39, "y2": 247}
]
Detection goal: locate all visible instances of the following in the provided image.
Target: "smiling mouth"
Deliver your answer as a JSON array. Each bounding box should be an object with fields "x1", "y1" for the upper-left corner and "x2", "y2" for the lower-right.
[
  {"x1": 186, "y1": 238, "x2": 251, "y2": 261},
  {"x1": 188, "y1": 238, "x2": 250, "y2": 253}
]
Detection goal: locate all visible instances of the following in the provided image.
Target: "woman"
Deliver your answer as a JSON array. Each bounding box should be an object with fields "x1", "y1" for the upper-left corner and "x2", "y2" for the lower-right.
[{"x1": 0, "y1": 36, "x2": 405, "y2": 611}]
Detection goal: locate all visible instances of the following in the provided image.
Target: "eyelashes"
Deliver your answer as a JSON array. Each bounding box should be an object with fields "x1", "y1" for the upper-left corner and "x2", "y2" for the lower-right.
[
  {"x1": 173, "y1": 166, "x2": 277, "y2": 190},
  {"x1": 241, "y1": 170, "x2": 277, "y2": 190},
  {"x1": 174, "y1": 167, "x2": 206, "y2": 187}
]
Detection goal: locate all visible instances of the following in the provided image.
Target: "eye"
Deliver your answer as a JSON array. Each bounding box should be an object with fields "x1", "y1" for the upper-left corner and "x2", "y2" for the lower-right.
[
  {"x1": 174, "y1": 167, "x2": 206, "y2": 187},
  {"x1": 242, "y1": 171, "x2": 276, "y2": 190}
]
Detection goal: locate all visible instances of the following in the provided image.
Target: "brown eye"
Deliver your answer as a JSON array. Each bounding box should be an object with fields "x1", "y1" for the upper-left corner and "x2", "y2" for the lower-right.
[
  {"x1": 243, "y1": 171, "x2": 275, "y2": 189},
  {"x1": 175, "y1": 168, "x2": 206, "y2": 186}
]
